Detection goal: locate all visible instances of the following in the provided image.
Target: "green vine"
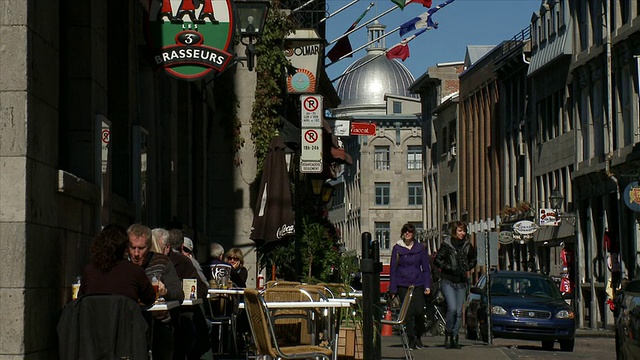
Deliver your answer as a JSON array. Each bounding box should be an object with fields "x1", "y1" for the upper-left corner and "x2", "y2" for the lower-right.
[
  {"x1": 213, "y1": 70, "x2": 243, "y2": 165},
  {"x1": 251, "y1": 2, "x2": 295, "y2": 173}
]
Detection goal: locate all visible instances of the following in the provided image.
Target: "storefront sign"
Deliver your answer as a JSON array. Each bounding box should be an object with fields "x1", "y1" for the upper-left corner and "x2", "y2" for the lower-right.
[
  {"x1": 284, "y1": 30, "x2": 323, "y2": 94},
  {"x1": 146, "y1": 0, "x2": 235, "y2": 80},
  {"x1": 539, "y1": 208, "x2": 560, "y2": 226},
  {"x1": 513, "y1": 220, "x2": 540, "y2": 235},
  {"x1": 623, "y1": 181, "x2": 640, "y2": 212}
]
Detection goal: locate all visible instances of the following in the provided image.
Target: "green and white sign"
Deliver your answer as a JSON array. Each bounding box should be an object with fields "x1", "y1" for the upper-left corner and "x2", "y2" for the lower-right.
[{"x1": 146, "y1": 0, "x2": 236, "y2": 80}]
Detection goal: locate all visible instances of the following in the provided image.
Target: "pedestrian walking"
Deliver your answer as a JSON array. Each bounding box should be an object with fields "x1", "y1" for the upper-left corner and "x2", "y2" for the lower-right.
[
  {"x1": 435, "y1": 220, "x2": 477, "y2": 349},
  {"x1": 389, "y1": 223, "x2": 432, "y2": 350}
]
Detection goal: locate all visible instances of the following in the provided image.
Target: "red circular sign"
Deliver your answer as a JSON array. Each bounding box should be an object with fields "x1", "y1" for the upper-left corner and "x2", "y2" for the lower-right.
[
  {"x1": 304, "y1": 129, "x2": 318, "y2": 143},
  {"x1": 102, "y1": 129, "x2": 110, "y2": 144},
  {"x1": 303, "y1": 96, "x2": 319, "y2": 112}
]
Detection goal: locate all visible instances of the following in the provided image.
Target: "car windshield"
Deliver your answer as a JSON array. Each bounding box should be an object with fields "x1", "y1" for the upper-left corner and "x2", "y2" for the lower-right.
[{"x1": 490, "y1": 275, "x2": 563, "y2": 300}]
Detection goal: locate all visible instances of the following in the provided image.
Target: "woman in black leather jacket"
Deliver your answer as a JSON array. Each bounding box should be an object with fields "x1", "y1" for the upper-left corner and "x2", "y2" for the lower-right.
[{"x1": 434, "y1": 221, "x2": 477, "y2": 349}]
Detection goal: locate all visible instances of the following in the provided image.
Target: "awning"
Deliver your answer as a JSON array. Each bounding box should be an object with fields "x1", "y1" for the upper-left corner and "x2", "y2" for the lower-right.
[{"x1": 330, "y1": 147, "x2": 352, "y2": 165}]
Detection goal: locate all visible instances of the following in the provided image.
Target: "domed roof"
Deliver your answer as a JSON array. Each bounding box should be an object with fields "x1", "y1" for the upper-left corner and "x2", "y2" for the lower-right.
[{"x1": 335, "y1": 21, "x2": 416, "y2": 110}]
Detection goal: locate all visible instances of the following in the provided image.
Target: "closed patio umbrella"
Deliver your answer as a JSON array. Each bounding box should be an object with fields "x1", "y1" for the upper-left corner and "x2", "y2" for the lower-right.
[{"x1": 250, "y1": 135, "x2": 295, "y2": 245}]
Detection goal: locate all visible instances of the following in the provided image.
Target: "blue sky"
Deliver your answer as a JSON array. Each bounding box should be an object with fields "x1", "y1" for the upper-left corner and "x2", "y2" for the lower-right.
[{"x1": 324, "y1": 0, "x2": 542, "y2": 82}]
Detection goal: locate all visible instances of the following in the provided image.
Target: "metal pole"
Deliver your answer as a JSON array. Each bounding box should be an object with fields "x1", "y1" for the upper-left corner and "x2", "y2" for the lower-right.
[
  {"x1": 485, "y1": 230, "x2": 492, "y2": 344},
  {"x1": 361, "y1": 232, "x2": 381, "y2": 360}
]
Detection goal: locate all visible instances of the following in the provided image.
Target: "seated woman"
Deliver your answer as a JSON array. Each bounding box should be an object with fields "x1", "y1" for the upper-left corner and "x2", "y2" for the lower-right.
[
  {"x1": 79, "y1": 224, "x2": 156, "y2": 306},
  {"x1": 225, "y1": 248, "x2": 248, "y2": 288}
]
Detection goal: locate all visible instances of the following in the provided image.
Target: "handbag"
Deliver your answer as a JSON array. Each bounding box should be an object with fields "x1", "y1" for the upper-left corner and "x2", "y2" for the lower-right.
[{"x1": 390, "y1": 294, "x2": 401, "y2": 309}]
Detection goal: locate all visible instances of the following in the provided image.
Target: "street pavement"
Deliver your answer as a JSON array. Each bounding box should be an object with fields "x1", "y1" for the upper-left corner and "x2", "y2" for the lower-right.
[
  {"x1": 380, "y1": 328, "x2": 615, "y2": 360},
  {"x1": 204, "y1": 328, "x2": 614, "y2": 359}
]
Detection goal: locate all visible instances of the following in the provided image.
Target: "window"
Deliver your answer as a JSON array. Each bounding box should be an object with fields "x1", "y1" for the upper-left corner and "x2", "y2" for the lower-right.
[
  {"x1": 374, "y1": 146, "x2": 390, "y2": 170},
  {"x1": 375, "y1": 222, "x2": 391, "y2": 249},
  {"x1": 393, "y1": 101, "x2": 402, "y2": 114},
  {"x1": 407, "y1": 145, "x2": 422, "y2": 170},
  {"x1": 408, "y1": 182, "x2": 423, "y2": 205},
  {"x1": 375, "y1": 182, "x2": 390, "y2": 205}
]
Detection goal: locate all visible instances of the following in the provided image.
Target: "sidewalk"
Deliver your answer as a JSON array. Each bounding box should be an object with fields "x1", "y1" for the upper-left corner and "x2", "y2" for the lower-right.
[
  {"x1": 379, "y1": 327, "x2": 614, "y2": 359},
  {"x1": 381, "y1": 334, "x2": 509, "y2": 360}
]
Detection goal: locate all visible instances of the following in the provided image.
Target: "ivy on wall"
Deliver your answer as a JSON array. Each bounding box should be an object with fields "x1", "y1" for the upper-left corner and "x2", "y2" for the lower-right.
[{"x1": 251, "y1": 2, "x2": 295, "y2": 173}]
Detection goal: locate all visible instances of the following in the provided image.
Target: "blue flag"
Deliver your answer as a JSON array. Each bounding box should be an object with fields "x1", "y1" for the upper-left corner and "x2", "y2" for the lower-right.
[{"x1": 399, "y1": 0, "x2": 454, "y2": 36}]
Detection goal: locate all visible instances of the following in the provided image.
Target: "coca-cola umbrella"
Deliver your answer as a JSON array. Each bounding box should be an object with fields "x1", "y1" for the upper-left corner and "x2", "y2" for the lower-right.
[{"x1": 250, "y1": 135, "x2": 295, "y2": 245}]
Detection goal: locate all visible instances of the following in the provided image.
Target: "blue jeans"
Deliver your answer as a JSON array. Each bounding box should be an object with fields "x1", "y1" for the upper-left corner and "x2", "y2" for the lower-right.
[{"x1": 441, "y1": 280, "x2": 467, "y2": 335}]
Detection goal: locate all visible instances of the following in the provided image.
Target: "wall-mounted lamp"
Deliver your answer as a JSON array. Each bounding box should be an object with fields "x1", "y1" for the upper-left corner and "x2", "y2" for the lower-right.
[
  {"x1": 320, "y1": 184, "x2": 335, "y2": 204},
  {"x1": 310, "y1": 178, "x2": 324, "y2": 196},
  {"x1": 235, "y1": 0, "x2": 270, "y2": 71},
  {"x1": 549, "y1": 187, "x2": 564, "y2": 214}
]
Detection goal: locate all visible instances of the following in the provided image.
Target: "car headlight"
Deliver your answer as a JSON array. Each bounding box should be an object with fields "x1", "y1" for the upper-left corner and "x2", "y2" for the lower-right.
[
  {"x1": 556, "y1": 309, "x2": 575, "y2": 319},
  {"x1": 492, "y1": 306, "x2": 507, "y2": 315}
]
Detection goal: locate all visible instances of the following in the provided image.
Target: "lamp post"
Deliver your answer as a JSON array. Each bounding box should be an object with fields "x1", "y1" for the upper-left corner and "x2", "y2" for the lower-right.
[{"x1": 234, "y1": 0, "x2": 270, "y2": 71}]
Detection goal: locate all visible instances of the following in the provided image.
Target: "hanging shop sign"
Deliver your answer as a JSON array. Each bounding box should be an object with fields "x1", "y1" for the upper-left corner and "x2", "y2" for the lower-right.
[
  {"x1": 146, "y1": 0, "x2": 235, "y2": 80},
  {"x1": 539, "y1": 208, "x2": 560, "y2": 226},
  {"x1": 498, "y1": 231, "x2": 514, "y2": 245},
  {"x1": 623, "y1": 181, "x2": 640, "y2": 212},
  {"x1": 513, "y1": 220, "x2": 540, "y2": 235},
  {"x1": 284, "y1": 29, "x2": 323, "y2": 94}
]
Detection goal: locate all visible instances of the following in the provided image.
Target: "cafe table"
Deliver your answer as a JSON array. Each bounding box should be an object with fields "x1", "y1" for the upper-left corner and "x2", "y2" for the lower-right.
[
  {"x1": 207, "y1": 288, "x2": 245, "y2": 355},
  {"x1": 145, "y1": 300, "x2": 180, "y2": 311},
  {"x1": 181, "y1": 298, "x2": 203, "y2": 306},
  {"x1": 245, "y1": 300, "x2": 353, "y2": 360}
]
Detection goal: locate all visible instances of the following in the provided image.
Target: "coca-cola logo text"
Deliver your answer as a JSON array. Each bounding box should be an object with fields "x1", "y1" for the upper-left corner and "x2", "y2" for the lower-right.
[{"x1": 276, "y1": 224, "x2": 295, "y2": 239}]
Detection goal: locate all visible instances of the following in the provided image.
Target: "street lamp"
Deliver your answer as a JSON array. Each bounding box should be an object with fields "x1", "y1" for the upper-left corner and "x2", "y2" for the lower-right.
[
  {"x1": 234, "y1": 0, "x2": 270, "y2": 71},
  {"x1": 549, "y1": 187, "x2": 564, "y2": 213},
  {"x1": 311, "y1": 178, "x2": 324, "y2": 196},
  {"x1": 320, "y1": 183, "x2": 334, "y2": 204}
]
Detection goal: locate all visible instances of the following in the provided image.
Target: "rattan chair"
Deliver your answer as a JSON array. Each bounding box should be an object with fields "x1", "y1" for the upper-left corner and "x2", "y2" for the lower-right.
[
  {"x1": 262, "y1": 287, "x2": 317, "y2": 345},
  {"x1": 380, "y1": 285, "x2": 415, "y2": 360},
  {"x1": 244, "y1": 289, "x2": 332, "y2": 360}
]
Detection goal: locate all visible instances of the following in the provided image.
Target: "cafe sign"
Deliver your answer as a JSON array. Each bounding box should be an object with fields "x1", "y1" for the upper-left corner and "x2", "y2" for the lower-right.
[
  {"x1": 513, "y1": 220, "x2": 540, "y2": 235},
  {"x1": 146, "y1": 0, "x2": 235, "y2": 80}
]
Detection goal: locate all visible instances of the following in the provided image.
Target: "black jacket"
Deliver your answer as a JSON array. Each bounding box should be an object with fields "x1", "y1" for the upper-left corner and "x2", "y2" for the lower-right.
[
  {"x1": 434, "y1": 236, "x2": 477, "y2": 284},
  {"x1": 58, "y1": 294, "x2": 149, "y2": 360}
]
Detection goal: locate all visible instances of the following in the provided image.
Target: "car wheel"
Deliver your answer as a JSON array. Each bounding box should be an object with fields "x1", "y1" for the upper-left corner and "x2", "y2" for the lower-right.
[
  {"x1": 559, "y1": 338, "x2": 575, "y2": 352},
  {"x1": 541, "y1": 340, "x2": 555, "y2": 351}
]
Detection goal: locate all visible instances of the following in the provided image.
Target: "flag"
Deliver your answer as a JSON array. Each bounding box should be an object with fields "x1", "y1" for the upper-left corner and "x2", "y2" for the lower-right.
[
  {"x1": 327, "y1": 3, "x2": 374, "y2": 62},
  {"x1": 399, "y1": 0, "x2": 454, "y2": 36},
  {"x1": 386, "y1": 27, "x2": 429, "y2": 61},
  {"x1": 391, "y1": 0, "x2": 432, "y2": 10}
]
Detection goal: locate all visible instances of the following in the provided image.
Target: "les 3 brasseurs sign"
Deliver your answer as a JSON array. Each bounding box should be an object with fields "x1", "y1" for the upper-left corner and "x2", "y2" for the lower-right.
[{"x1": 146, "y1": 0, "x2": 235, "y2": 80}]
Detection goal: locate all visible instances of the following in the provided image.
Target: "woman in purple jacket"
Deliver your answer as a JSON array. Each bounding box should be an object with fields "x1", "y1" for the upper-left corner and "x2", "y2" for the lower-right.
[{"x1": 389, "y1": 223, "x2": 432, "y2": 350}]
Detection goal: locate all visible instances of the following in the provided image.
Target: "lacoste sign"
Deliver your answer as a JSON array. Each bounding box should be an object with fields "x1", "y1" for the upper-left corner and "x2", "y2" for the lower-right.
[{"x1": 146, "y1": 0, "x2": 236, "y2": 80}]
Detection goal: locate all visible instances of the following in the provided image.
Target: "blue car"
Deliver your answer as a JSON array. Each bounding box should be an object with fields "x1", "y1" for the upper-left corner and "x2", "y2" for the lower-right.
[
  {"x1": 614, "y1": 278, "x2": 640, "y2": 360},
  {"x1": 465, "y1": 270, "x2": 576, "y2": 351}
]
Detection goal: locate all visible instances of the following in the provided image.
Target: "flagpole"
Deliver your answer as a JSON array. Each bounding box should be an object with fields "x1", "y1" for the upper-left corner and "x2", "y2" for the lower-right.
[
  {"x1": 315, "y1": 0, "x2": 361, "y2": 25},
  {"x1": 292, "y1": 0, "x2": 317, "y2": 13},
  {"x1": 327, "y1": 5, "x2": 398, "y2": 46},
  {"x1": 326, "y1": 26, "x2": 401, "y2": 67}
]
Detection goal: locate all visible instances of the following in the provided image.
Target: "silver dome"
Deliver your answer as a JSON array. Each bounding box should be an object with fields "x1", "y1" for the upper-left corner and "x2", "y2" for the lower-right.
[{"x1": 336, "y1": 55, "x2": 416, "y2": 108}]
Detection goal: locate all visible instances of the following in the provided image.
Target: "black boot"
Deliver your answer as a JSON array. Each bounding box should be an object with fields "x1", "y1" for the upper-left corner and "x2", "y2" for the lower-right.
[
  {"x1": 452, "y1": 334, "x2": 461, "y2": 349},
  {"x1": 444, "y1": 331, "x2": 451, "y2": 349}
]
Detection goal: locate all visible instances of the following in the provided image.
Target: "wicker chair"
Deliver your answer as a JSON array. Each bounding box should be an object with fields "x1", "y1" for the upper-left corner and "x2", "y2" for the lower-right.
[
  {"x1": 262, "y1": 287, "x2": 318, "y2": 345},
  {"x1": 244, "y1": 289, "x2": 332, "y2": 360},
  {"x1": 380, "y1": 285, "x2": 415, "y2": 360}
]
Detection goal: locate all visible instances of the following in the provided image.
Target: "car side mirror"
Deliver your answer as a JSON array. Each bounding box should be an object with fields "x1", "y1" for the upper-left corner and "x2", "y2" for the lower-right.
[{"x1": 470, "y1": 286, "x2": 483, "y2": 295}]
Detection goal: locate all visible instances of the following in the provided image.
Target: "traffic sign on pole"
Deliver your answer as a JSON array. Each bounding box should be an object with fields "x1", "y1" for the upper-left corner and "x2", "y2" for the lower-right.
[
  {"x1": 300, "y1": 128, "x2": 322, "y2": 173},
  {"x1": 300, "y1": 94, "x2": 322, "y2": 128}
]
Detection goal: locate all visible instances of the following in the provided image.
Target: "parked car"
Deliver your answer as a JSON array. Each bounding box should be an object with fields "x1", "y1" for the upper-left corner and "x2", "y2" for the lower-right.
[
  {"x1": 614, "y1": 278, "x2": 640, "y2": 360},
  {"x1": 465, "y1": 270, "x2": 576, "y2": 351}
]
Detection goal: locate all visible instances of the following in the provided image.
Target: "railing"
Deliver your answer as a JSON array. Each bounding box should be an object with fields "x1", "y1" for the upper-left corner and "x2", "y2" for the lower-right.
[{"x1": 501, "y1": 26, "x2": 532, "y2": 56}]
